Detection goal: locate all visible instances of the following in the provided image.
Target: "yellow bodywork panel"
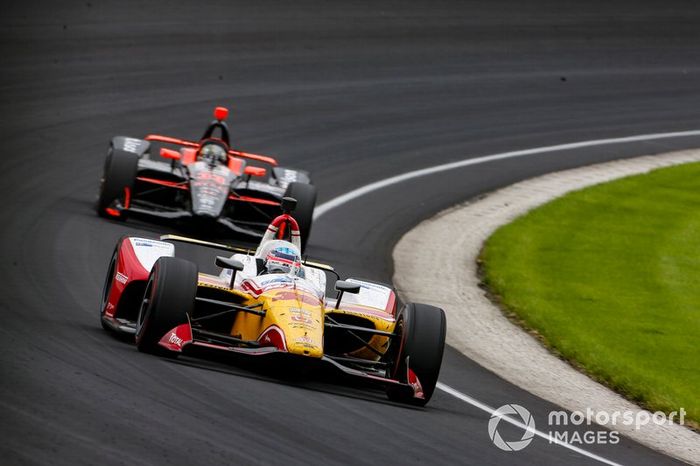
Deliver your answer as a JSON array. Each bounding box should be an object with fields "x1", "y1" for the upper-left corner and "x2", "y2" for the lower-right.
[{"x1": 196, "y1": 272, "x2": 396, "y2": 360}]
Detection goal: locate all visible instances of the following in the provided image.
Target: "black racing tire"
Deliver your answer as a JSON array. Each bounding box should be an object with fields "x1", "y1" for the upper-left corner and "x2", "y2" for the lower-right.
[
  {"x1": 385, "y1": 302, "x2": 446, "y2": 406},
  {"x1": 283, "y1": 182, "x2": 317, "y2": 253},
  {"x1": 97, "y1": 146, "x2": 139, "y2": 219},
  {"x1": 135, "y1": 257, "x2": 198, "y2": 357},
  {"x1": 99, "y1": 247, "x2": 119, "y2": 332}
]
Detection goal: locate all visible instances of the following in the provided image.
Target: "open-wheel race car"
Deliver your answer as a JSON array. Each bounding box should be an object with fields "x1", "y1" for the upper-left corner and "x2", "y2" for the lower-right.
[
  {"x1": 97, "y1": 107, "x2": 317, "y2": 251},
  {"x1": 99, "y1": 198, "x2": 447, "y2": 405}
]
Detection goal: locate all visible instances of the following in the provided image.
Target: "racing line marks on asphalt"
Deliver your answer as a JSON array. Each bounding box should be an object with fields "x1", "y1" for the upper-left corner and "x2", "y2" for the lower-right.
[
  {"x1": 437, "y1": 382, "x2": 623, "y2": 466},
  {"x1": 315, "y1": 130, "x2": 700, "y2": 464},
  {"x1": 313, "y1": 129, "x2": 700, "y2": 219}
]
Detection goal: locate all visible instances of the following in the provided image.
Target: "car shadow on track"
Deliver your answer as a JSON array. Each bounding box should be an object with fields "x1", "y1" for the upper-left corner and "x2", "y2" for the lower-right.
[{"x1": 163, "y1": 347, "x2": 427, "y2": 411}]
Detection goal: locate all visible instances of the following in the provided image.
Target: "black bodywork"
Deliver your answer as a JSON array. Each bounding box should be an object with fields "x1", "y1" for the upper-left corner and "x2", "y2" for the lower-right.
[{"x1": 100, "y1": 134, "x2": 314, "y2": 242}]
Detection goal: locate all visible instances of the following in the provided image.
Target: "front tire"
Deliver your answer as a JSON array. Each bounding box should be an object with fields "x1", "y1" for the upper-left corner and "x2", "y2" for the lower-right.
[
  {"x1": 135, "y1": 257, "x2": 198, "y2": 356},
  {"x1": 99, "y1": 248, "x2": 119, "y2": 332},
  {"x1": 284, "y1": 182, "x2": 317, "y2": 253},
  {"x1": 386, "y1": 303, "x2": 446, "y2": 406},
  {"x1": 97, "y1": 146, "x2": 138, "y2": 219}
]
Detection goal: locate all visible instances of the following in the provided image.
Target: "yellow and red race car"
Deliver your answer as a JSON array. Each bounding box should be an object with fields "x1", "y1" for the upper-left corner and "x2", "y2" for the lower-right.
[{"x1": 99, "y1": 199, "x2": 446, "y2": 405}]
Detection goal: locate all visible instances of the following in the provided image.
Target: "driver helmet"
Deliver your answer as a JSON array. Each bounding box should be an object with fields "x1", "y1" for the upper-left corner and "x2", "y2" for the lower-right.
[
  {"x1": 199, "y1": 142, "x2": 228, "y2": 163},
  {"x1": 265, "y1": 244, "x2": 302, "y2": 276}
]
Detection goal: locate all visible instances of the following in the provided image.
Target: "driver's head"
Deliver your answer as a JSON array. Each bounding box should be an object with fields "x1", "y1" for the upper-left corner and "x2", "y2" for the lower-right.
[
  {"x1": 265, "y1": 244, "x2": 302, "y2": 276},
  {"x1": 198, "y1": 141, "x2": 228, "y2": 163}
]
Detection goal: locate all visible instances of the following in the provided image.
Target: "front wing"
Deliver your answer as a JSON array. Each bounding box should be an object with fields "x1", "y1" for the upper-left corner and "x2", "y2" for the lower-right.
[{"x1": 158, "y1": 322, "x2": 424, "y2": 401}]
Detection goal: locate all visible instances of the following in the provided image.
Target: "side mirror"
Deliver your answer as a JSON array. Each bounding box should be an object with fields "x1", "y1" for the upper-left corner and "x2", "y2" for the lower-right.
[
  {"x1": 216, "y1": 256, "x2": 244, "y2": 288},
  {"x1": 334, "y1": 280, "x2": 361, "y2": 309},
  {"x1": 160, "y1": 148, "x2": 181, "y2": 160},
  {"x1": 244, "y1": 166, "x2": 267, "y2": 177}
]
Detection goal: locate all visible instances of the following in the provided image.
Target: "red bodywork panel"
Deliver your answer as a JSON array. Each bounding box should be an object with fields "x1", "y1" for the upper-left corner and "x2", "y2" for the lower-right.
[
  {"x1": 103, "y1": 238, "x2": 150, "y2": 318},
  {"x1": 258, "y1": 325, "x2": 288, "y2": 352},
  {"x1": 158, "y1": 324, "x2": 194, "y2": 352},
  {"x1": 181, "y1": 148, "x2": 197, "y2": 165},
  {"x1": 227, "y1": 157, "x2": 244, "y2": 175}
]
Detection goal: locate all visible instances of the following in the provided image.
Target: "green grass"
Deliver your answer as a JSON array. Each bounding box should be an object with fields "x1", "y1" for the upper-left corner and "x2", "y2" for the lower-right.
[{"x1": 481, "y1": 162, "x2": 700, "y2": 425}]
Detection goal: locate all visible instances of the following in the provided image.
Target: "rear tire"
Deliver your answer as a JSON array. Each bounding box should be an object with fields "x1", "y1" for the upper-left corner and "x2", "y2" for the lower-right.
[
  {"x1": 386, "y1": 302, "x2": 446, "y2": 406},
  {"x1": 97, "y1": 146, "x2": 138, "y2": 219},
  {"x1": 135, "y1": 257, "x2": 198, "y2": 357},
  {"x1": 284, "y1": 182, "x2": 317, "y2": 253}
]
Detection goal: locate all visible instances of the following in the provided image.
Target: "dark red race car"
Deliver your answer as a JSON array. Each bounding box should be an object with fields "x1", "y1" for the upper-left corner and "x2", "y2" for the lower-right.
[{"x1": 97, "y1": 107, "x2": 317, "y2": 251}]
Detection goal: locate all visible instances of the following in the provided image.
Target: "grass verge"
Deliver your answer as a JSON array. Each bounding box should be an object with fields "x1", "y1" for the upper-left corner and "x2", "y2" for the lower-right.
[{"x1": 481, "y1": 162, "x2": 700, "y2": 426}]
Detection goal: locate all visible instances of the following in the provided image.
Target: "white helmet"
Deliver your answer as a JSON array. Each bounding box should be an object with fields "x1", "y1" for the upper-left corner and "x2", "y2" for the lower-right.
[{"x1": 263, "y1": 241, "x2": 302, "y2": 276}]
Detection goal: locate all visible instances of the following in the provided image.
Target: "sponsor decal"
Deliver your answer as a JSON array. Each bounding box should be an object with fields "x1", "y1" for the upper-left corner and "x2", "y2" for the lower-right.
[
  {"x1": 115, "y1": 272, "x2": 128, "y2": 284},
  {"x1": 288, "y1": 307, "x2": 318, "y2": 329},
  {"x1": 168, "y1": 332, "x2": 183, "y2": 347},
  {"x1": 257, "y1": 275, "x2": 293, "y2": 286},
  {"x1": 348, "y1": 279, "x2": 385, "y2": 291},
  {"x1": 123, "y1": 137, "x2": 142, "y2": 154},
  {"x1": 294, "y1": 334, "x2": 318, "y2": 349},
  {"x1": 157, "y1": 324, "x2": 192, "y2": 352},
  {"x1": 343, "y1": 279, "x2": 391, "y2": 310},
  {"x1": 331, "y1": 304, "x2": 395, "y2": 321},
  {"x1": 280, "y1": 169, "x2": 298, "y2": 182},
  {"x1": 271, "y1": 291, "x2": 322, "y2": 307},
  {"x1": 290, "y1": 308, "x2": 313, "y2": 324},
  {"x1": 194, "y1": 170, "x2": 227, "y2": 185},
  {"x1": 133, "y1": 239, "x2": 171, "y2": 249},
  {"x1": 275, "y1": 169, "x2": 299, "y2": 188}
]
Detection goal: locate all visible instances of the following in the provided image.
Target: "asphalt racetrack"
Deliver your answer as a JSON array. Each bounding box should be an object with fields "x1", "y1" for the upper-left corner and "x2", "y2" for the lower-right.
[{"x1": 2, "y1": 1, "x2": 700, "y2": 464}]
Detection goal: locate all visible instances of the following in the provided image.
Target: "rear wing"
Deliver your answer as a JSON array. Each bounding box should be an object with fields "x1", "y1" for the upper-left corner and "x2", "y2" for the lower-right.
[{"x1": 145, "y1": 134, "x2": 278, "y2": 166}]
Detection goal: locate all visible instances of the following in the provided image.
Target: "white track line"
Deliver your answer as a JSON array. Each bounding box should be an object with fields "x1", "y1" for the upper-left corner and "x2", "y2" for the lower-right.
[
  {"x1": 313, "y1": 129, "x2": 700, "y2": 219},
  {"x1": 438, "y1": 382, "x2": 623, "y2": 466},
  {"x1": 314, "y1": 130, "x2": 700, "y2": 464}
]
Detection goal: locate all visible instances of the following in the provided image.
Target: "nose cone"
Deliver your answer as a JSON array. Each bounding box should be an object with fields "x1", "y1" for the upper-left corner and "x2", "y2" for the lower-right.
[
  {"x1": 286, "y1": 332, "x2": 323, "y2": 358},
  {"x1": 258, "y1": 288, "x2": 325, "y2": 358},
  {"x1": 282, "y1": 306, "x2": 324, "y2": 359}
]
